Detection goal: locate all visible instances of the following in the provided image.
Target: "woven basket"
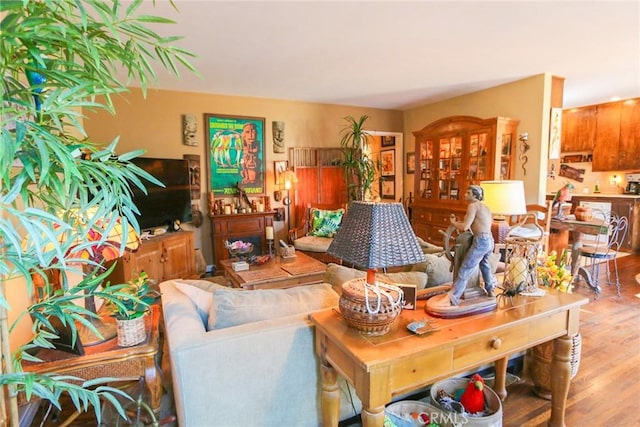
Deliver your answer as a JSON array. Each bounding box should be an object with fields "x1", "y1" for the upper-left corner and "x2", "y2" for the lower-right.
[
  {"x1": 528, "y1": 333, "x2": 582, "y2": 400},
  {"x1": 116, "y1": 316, "x2": 146, "y2": 347},
  {"x1": 339, "y1": 277, "x2": 403, "y2": 336}
]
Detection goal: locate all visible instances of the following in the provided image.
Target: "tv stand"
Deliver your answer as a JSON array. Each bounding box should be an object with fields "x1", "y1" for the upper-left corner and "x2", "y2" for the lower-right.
[{"x1": 108, "y1": 231, "x2": 195, "y2": 284}]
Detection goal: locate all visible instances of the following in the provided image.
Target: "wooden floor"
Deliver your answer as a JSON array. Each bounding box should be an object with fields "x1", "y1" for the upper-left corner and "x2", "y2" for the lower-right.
[
  {"x1": 30, "y1": 254, "x2": 640, "y2": 426},
  {"x1": 502, "y1": 253, "x2": 640, "y2": 427}
]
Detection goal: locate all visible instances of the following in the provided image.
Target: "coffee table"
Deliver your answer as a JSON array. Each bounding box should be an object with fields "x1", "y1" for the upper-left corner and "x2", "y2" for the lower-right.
[{"x1": 220, "y1": 251, "x2": 327, "y2": 290}]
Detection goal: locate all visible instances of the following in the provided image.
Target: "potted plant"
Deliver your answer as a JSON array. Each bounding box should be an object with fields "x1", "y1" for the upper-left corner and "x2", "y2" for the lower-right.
[
  {"x1": 528, "y1": 250, "x2": 581, "y2": 399},
  {"x1": 339, "y1": 115, "x2": 376, "y2": 202},
  {"x1": 1, "y1": 1, "x2": 196, "y2": 424},
  {"x1": 105, "y1": 273, "x2": 160, "y2": 347}
]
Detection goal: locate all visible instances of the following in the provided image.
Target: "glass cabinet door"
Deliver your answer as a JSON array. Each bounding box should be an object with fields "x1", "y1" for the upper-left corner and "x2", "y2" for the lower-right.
[
  {"x1": 500, "y1": 133, "x2": 513, "y2": 180},
  {"x1": 418, "y1": 140, "x2": 434, "y2": 200},
  {"x1": 468, "y1": 131, "x2": 489, "y2": 184},
  {"x1": 436, "y1": 136, "x2": 463, "y2": 200}
]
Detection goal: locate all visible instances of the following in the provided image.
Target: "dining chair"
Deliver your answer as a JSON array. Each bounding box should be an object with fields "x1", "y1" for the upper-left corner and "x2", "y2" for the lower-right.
[{"x1": 576, "y1": 210, "x2": 628, "y2": 297}]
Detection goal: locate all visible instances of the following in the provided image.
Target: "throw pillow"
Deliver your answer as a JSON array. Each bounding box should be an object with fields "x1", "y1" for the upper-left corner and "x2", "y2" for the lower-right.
[
  {"x1": 412, "y1": 253, "x2": 453, "y2": 286},
  {"x1": 211, "y1": 283, "x2": 339, "y2": 330},
  {"x1": 323, "y1": 263, "x2": 428, "y2": 295},
  {"x1": 173, "y1": 279, "x2": 233, "y2": 331},
  {"x1": 308, "y1": 208, "x2": 345, "y2": 238}
]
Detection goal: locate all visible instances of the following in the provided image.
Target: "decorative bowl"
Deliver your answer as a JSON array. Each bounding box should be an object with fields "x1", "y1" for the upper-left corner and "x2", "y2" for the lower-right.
[{"x1": 226, "y1": 241, "x2": 254, "y2": 259}]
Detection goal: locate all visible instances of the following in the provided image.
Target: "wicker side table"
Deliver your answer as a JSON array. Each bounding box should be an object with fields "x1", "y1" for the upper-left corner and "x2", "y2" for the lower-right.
[{"x1": 22, "y1": 304, "x2": 163, "y2": 414}]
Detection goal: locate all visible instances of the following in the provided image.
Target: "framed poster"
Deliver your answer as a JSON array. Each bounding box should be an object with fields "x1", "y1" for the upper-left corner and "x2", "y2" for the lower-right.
[
  {"x1": 205, "y1": 114, "x2": 266, "y2": 196},
  {"x1": 382, "y1": 135, "x2": 395, "y2": 147},
  {"x1": 406, "y1": 152, "x2": 415, "y2": 174},
  {"x1": 380, "y1": 176, "x2": 395, "y2": 199},
  {"x1": 380, "y1": 149, "x2": 395, "y2": 176}
]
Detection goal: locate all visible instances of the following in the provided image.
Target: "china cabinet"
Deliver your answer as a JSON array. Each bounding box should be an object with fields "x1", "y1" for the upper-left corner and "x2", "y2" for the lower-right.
[{"x1": 411, "y1": 116, "x2": 519, "y2": 245}]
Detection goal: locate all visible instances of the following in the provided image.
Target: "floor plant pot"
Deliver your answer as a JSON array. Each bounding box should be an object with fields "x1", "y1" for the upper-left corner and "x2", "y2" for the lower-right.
[
  {"x1": 528, "y1": 333, "x2": 582, "y2": 400},
  {"x1": 115, "y1": 316, "x2": 146, "y2": 347}
]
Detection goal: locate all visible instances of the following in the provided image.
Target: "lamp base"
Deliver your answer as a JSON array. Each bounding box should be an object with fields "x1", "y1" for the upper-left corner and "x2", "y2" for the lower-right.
[
  {"x1": 339, "y1": 277, "x2": 403, "y2": 336},
  {"x1": 78, "y1": 315, "x2": 117, "y2": 346}
]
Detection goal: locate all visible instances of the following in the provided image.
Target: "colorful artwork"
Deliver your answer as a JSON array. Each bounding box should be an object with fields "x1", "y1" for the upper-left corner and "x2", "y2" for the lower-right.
[{"x1": 205, "y1": 114, "x2": 265, "y2": 196}]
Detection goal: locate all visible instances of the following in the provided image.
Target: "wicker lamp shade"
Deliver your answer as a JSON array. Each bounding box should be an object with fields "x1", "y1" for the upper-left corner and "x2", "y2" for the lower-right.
[{"x1": 328, "y1": 202, "x2": 426, "y2": 335}]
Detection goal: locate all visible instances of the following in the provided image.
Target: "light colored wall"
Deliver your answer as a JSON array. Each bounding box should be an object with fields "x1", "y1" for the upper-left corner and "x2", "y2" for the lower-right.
[
  {"x1": 403, "y1": 74, "x2": 554, "y2": 205},
  {"x1": 83, "y1": 88, "x2": 403, "y2": 264}
]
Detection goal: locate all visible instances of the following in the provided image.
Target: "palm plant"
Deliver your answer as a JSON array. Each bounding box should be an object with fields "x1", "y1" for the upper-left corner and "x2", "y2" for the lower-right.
[
  {"x1": 0, "y1": 0, "x2": 196, "y2": 424},
  {"x1": 339, "y1": 115, "x2": 376, "y2": 202}
]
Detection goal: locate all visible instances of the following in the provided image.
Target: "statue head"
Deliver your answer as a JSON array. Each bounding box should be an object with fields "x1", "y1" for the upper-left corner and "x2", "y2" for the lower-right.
[{"x1": 469, "y1": 185, "x2": 484, "y2": 201}]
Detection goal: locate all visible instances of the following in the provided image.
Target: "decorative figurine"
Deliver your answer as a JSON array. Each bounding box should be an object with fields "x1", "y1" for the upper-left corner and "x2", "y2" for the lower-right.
[{"x1": 426, "y1": 185, "x2": 497, "y2": 318}]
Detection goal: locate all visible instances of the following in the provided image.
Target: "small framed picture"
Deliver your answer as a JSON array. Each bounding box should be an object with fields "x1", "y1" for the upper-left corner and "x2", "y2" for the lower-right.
[
  {"x1": 382, "y1": 135, "x2": 395, "y2": 147},
  {"x1": 398, "y1": 284, "x2": 417, "y2": 310},
  {"x1": 380, "y1": 176, "x2": 395, "y2": 199},
  {"x1": 380, "y1": 149, "x2": 395, "y2": 176},
  {"x1": 406, "y1": 152, "x2": 415, "y2": 174},
  {"x1": 274, "y1": 160, "x2": 289, "y2": 183}
]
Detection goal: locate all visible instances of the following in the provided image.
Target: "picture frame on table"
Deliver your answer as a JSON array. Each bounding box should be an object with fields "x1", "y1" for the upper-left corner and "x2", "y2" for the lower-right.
[
  {"x1": 406, "y1": 152, "x2": 415, "y2": 174},
  {"x1": 205, "y1": 113, "x2": 266, "y2": 196},
  {"x1": 380, "y1": 149, "x2": 395, "y2": 176},
  {"x1": 380, "y1": 176, "x2": 395, "y2": 199}
]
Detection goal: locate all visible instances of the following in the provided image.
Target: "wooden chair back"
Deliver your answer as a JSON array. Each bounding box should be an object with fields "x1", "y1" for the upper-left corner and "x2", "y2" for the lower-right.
[{"x1": 517, "y1": 202, "x2": 553, "y2": 252}]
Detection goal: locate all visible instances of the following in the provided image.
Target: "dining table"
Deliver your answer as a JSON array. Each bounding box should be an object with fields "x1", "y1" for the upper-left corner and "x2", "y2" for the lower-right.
[{"x1": 549, "y1": 216, "x2": 609, "y2": 295}]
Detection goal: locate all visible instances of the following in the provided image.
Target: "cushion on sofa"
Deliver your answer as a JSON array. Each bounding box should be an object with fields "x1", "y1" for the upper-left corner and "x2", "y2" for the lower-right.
[
  {"x1": 211, "y1": 283, "x2": 339, "y2": 330},
  {"x1": 308, "y1": 208, "x2": 345, "y2": 238},
  {"x1": 411, "y1": 252, "x2": 500, "y2": 286},
  {"x1": 293, "y1": 235, "x2": 333, "y2": 252},
  {"x1": 172, "y1": 279, "x2": 233, "y2": 331},
  {"x1": 415, "y1": 236, "x2": 444, "y2": 254},
  {"x1": 323, "y1": 263, "x2": 428, "y2": 294}
]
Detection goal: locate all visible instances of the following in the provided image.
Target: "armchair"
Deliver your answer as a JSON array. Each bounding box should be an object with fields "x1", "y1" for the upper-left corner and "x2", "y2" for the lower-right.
[{"x1": 288, "y1": 203, "x2": 345, "y2": 264}]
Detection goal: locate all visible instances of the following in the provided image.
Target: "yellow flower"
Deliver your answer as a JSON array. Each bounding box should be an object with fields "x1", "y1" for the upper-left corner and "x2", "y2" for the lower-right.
[{"x1": 537, "y1": 250, "x2": 573, "y2": 293}]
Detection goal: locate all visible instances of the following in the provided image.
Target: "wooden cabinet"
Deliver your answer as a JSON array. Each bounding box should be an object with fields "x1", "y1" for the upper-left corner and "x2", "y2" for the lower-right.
[
  {"x1": 210, "y1": 212, "x2": 275, "y2": 272},
  {"x1": 289, "y1": 147, "x2": 347, "y2": 213},
  {"x1": 108, "y1": 231, "x2": 195, "y2": 284},
  {"x1": 563, "y1": 98, "x2": 640, "y2": 171},
  {"x1": 411, "y1": 116, "x2": 519, "y2": 245},
  {"x1": 561, "y1": 106, "x2": 596, "y2": 152}
]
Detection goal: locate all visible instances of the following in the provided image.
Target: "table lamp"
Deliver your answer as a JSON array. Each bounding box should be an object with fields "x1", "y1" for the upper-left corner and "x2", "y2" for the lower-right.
[
  {"x1": 277, "y1": 169, "x2": 298, "y2": 232},
  {"x1": 480, "y1": 180, "x2": 527, "y2": 222},
  {"x1": 327, "y1": 202, "x2": 426, "y2": 335}
]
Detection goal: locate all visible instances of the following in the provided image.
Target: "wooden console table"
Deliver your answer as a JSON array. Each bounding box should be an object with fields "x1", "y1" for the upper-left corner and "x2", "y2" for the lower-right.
[
  {"x1": 310, "y1": 291, "x2": 588, "y2": 427},
  {"x1": 220, "y1": 252, "x2": 326, "y2": 290},
  {"x1": 22, "y1": 305, "x2": 163, "y2": 414}
]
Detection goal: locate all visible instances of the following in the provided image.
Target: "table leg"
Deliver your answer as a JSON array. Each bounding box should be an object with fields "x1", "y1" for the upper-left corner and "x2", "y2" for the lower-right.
[
  {"x1": 144, "y1": 357, "x2": 162, "y2": 414},
  {"x1": 361, "y1": 405, "x2": 385, "y2": 427},
  {"x1": 548, "y1": 334, "x2": 572, "y2": 427},
  {"x1": 493, "y1": 356, "x2": 508, "y2": 401},
  {"x1": 320, "y1": 362, "x2": 340, "y2": 427}
]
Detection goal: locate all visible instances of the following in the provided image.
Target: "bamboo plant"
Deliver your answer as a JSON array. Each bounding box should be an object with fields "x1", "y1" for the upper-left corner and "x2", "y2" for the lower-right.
[
  {"x1": 0, "y1": 0, "x2": 196, "y2": 424},
  {"x1": 339, "y1": 115, "x2": 376, "y2": 202}
]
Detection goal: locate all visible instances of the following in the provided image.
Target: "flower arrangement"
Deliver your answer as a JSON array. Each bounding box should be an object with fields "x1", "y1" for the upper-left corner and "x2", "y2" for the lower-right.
[{"x1": 537, "y1": 250, "x2": 573, "y2": 293}]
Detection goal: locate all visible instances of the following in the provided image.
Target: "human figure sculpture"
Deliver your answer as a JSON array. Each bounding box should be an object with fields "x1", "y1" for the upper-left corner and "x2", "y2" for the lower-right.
[
  {"x1": 272, "y1": 121, "x2": 285, "y2": 153},
  {"x1": 183, "y1": 114, "x2": 197, "y2": 146},
  {"x1": 240, "y1": 123, "x2": 259, "y2": 184},
  {"x1": 431, "y1": 185, "x2": 497, "y2": 307}
]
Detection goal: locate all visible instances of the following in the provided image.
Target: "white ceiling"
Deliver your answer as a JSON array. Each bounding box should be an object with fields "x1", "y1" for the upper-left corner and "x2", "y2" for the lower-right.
[{"x1": 129, "y1": 0, "x2": 640, "y2": 111}]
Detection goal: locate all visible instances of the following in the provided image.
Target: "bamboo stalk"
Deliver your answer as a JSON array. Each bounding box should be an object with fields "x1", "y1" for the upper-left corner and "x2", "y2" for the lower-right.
[{"x1": 0, "y1": 275, "x2": 19, "y2": 427}]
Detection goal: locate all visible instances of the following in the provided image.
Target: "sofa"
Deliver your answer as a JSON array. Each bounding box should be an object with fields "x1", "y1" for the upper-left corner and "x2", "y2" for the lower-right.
[
  {"x1": 159, "y1": 254, "x2": 496, "y2": 426},
  {"x1": 160, "y1": 279, "x2": 363, "y2": 426}
]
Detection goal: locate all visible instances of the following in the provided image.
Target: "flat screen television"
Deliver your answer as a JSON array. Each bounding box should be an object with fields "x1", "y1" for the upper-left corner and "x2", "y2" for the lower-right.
[{"x1": 130, "y1": 157, "x2": 192, "y2": 230}]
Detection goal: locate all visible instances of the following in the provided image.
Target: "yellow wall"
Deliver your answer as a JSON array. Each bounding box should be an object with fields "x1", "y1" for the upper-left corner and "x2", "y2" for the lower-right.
[
  {"x1": 403, "y1": 73, "x2": 554, "y2": 205},
  {"x1": 83, "y1": 88, "x2": 403, "y2": 264}
]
